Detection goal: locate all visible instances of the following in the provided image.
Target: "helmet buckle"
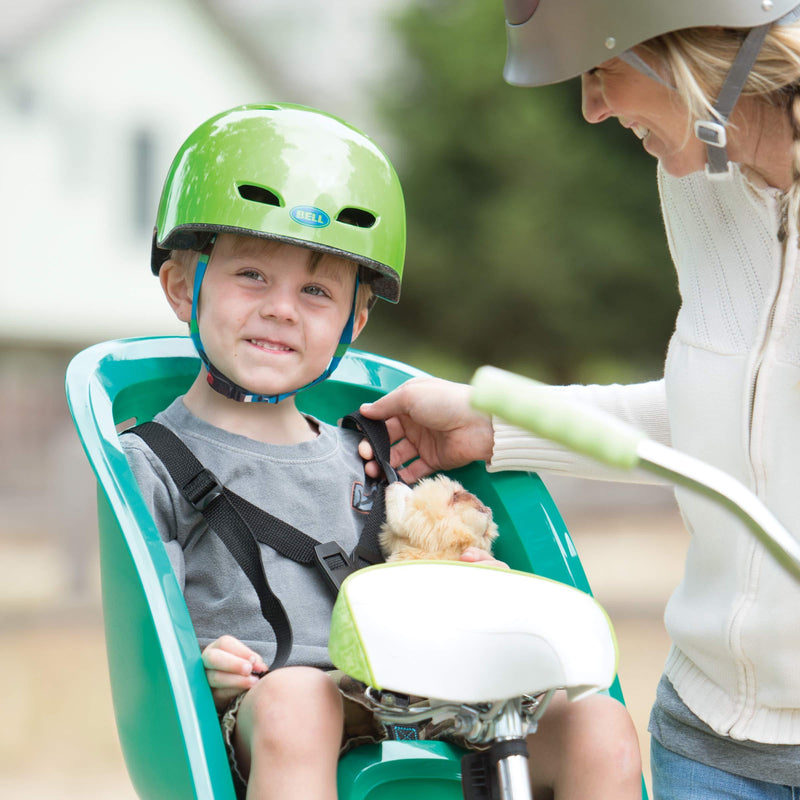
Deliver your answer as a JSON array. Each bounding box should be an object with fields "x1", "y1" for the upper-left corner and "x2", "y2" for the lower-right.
[{"x1": 694, "y1": 119, "x2": 727, "y2": 149}]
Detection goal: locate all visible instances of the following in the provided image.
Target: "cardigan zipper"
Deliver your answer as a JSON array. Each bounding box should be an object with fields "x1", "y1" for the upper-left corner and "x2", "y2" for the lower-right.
[
  {"x1": 746, "y1": 197, "x2": 789, "y2": 464},
  {"x1": 729, "y1": 194, "x2": 791, "y2": 736}
]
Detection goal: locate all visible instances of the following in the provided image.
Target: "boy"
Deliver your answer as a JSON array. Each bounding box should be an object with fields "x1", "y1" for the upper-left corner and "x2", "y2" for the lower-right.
[
  {"x1": 123, "y1": 103, "x2": 641, "y2": 799},
  {"x1": 123, "y1": 103, "x2": 408, "y2": 799}
]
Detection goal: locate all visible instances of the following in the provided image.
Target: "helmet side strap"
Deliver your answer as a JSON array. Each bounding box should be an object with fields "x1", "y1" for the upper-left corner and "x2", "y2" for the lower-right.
[{"x1": 697, "y1": 22, "x2": 772, "y2": 179}]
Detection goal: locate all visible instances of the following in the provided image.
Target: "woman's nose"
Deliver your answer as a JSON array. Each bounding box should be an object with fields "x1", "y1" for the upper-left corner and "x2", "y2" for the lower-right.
[{"x1": 581, "y1": 72, "x2": 612, "y2": 124}]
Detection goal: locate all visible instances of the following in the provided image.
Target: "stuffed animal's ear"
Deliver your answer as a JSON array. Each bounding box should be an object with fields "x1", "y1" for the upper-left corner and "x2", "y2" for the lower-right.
[{"x1": 384, "y1": 482, "x2": 413, "y2": 526}]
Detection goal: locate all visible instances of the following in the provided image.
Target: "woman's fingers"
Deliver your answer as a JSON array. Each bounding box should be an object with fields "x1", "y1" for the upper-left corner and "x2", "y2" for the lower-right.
[{"x1": 460, "y1": 547, "x2": 509, "y2": 569}]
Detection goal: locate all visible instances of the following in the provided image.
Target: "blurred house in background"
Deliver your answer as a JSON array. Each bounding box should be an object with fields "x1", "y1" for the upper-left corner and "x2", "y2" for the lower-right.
[
  {"x1": 1, "y1": 0, "x2": 399, "y2": 612},
  {"x1": 0, "y1": 0, "x2": 301, "y2": 346}
]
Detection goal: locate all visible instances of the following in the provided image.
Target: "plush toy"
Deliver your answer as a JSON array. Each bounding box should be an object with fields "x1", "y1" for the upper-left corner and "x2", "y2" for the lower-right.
[{"x1": 379, "y1": 475, "x2": 499, "y2": 562}]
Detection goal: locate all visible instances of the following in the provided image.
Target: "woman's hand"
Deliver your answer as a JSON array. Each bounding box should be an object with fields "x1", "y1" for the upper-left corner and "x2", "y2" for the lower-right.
[
  {"x1": 358, "y1": 377, "x2": 494, "y2": 483},
  {"x1": 201, "y1": 635, "x2": 268, "y2": 711},
  {"x1": 460, "y1": 546, "x2": 509, "y2": 569}
]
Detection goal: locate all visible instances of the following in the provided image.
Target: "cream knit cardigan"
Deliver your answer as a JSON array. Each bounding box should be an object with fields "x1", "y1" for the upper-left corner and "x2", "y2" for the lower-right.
[{"x1": 490, "y1": 163, "x2": 800, "y2": 744}]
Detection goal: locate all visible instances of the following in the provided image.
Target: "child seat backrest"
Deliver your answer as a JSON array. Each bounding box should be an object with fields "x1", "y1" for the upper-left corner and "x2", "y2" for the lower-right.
[{"x1": 65, "y1": 336, "x2": 596, "y2": 800}]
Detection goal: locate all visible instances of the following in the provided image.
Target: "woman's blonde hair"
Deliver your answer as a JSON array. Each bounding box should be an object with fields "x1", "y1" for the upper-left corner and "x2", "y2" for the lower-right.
[{"x1": 641, "y1": 22, "x2": 800, "y2": 217}]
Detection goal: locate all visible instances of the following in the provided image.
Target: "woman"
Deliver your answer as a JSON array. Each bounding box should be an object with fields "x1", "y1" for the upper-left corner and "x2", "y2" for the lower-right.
[{"x1": 361, "y1": 1, "x2": 800, "y2": 797}]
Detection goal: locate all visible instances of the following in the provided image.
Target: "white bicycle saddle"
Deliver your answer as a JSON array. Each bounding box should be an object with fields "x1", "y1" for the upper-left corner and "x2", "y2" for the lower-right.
[{"x1": 329, "y1": 561, "x2": 617, "y2": 704}]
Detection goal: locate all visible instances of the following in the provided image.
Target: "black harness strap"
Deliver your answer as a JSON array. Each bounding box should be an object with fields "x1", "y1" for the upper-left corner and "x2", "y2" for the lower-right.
[
  {"x1": 126, "y1": 421, "x2": 293, "y2": 670},
  {"x1": 341, "y1": 412, "x2": 397, "y2": 484},
  {"x1": 340, "y1": 411, "x2": 398, "y2": 567},
  {"x1": 123, "y1": 410, "x2": 397, "y2": 669}
]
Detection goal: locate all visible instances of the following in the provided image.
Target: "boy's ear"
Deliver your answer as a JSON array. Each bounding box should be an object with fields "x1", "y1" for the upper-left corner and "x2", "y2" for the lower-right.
[
  {"x1": 350, "y1": 307, "x2": 370, "y2": 342},
  {"x1": 159, "y1": 259, "x2": 194, "y2": 323}
]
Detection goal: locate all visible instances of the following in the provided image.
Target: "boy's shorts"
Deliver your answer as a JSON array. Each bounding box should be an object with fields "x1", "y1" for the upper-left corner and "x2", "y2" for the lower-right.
[{"x1": 220, "y1": 669, "x2": 477, "y2": 797}]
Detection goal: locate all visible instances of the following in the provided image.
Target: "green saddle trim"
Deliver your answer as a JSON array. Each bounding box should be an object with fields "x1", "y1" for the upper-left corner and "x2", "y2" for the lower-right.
[{"x1": 329, "y1": 588, "x2": 378, "y2": 689}]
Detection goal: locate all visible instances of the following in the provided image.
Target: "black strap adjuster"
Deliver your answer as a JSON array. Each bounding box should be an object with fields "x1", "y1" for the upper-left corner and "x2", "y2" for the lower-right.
[{"x1": 183, "y1": 468, "x2": 224, "y2": 511}]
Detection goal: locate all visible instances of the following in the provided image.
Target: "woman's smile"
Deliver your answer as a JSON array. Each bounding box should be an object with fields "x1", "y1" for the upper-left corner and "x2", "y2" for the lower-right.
[{"x1": 582, "y1": 56, "x2": 705, "y2": 177}]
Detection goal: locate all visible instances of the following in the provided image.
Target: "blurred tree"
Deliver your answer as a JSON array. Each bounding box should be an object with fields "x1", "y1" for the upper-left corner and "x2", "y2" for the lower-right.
[{"x1": 363, "y1": 0, "x2": 679, "y2": 384}]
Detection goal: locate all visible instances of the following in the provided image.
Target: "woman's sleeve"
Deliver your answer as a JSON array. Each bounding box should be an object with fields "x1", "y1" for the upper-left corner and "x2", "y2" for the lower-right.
[
  {"x1": 121, "y1": 435, "x2": 187, "y2": 589},
  {"x1": 489, "y1": 378, "x2": 669, "y2": 483}
]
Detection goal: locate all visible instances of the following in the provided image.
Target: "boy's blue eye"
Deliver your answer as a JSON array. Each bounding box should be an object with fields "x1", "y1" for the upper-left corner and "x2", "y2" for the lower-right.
[{"x1": 239, "y1": 269, "x2": 263, "y2": 281}]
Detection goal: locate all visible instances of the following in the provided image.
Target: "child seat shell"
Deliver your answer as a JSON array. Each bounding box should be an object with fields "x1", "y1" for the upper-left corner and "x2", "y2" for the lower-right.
[{"x1": 65, "y1": 336, "x2": 642, "y2": 799}]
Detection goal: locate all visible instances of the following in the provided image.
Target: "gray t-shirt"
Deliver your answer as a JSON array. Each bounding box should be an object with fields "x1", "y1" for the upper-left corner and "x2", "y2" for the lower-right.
[
  {"x1": 649, "y1": 675, "x2": 800, "y2": 785},
  {"x1": 122, "y1": 398, "x2": 378, "y2": 668}
]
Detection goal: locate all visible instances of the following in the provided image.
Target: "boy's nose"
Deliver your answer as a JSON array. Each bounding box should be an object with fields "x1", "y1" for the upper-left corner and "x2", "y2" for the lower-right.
[
  {"x1": 581, "y1": 72, "x2": 612, "y2": 124},
  {"x1": 259, "y1": 286, "x2": 299, "y2": 322}
]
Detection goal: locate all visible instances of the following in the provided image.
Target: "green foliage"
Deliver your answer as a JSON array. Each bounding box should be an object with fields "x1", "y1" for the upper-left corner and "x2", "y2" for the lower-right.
[{"x1": 361, "y1": 0, "x2": 679, "y2": 384}]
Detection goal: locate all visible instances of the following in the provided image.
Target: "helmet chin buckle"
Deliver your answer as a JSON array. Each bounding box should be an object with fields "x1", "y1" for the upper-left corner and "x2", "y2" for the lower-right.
[{"x1": 695, "y1": 120, "x2": 732, "y2": 180}]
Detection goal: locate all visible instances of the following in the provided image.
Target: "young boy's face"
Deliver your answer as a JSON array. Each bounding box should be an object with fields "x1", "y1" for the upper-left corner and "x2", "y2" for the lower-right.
[{"x1": 163, "y1": 234, "x2": 368, "y2": 399}]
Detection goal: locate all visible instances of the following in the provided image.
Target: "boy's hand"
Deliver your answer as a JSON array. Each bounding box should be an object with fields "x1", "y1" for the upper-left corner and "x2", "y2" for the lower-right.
[
  {"x1": 460, "y1": 547, "x2": 509, "y2": 570},
  {"x1": 202, "y1": 635, "x2": 268, "y2": 711}
]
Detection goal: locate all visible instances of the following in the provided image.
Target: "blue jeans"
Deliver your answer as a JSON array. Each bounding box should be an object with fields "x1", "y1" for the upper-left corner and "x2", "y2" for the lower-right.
[{"x1": 651, "y1": 738, "x2": 800, "y2": 800}]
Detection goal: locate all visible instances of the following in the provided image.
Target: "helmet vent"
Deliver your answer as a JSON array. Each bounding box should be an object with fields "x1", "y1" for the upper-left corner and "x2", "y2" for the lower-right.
[
  {"x1": 237, "y1": 184, "x2": 283, "y2": 207},
  {"x1": 337, "y1": 208, "x2": 376, "y2": 228}
]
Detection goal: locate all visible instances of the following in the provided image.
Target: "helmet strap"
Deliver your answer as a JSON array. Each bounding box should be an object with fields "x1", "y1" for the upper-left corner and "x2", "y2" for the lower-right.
[
  {"x1": 189, "y1": 236, "x2": 359, "y2": 404},
  {"x1": 695, "y1": 22, "x2": 771, "y2": 180},
  {"x1": 620, "y1": 23, "x2": 771, "y2": 181},
  {"x1": 619, "y1": 50, "x2": 674, "y2": 89}
]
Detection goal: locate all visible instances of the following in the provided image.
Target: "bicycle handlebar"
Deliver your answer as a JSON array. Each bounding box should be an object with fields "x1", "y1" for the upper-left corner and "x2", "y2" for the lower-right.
[
  {"x1": 470, "y1": 365, "x2": 800, "y2": 582},
  {"x1": 471, "y1": 366, "x2": 645, "y2": 471}
]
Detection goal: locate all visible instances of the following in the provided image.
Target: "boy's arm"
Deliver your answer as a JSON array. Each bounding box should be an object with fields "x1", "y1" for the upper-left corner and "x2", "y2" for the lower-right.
[{"x1": 121, "y1": 435, "x2": 187, "y2": 588}]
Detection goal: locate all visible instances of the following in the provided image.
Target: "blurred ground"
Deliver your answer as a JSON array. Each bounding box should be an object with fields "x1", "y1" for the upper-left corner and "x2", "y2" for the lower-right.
[{"x1": 0, "y1": 478, "x2": 688, "y2": 799}]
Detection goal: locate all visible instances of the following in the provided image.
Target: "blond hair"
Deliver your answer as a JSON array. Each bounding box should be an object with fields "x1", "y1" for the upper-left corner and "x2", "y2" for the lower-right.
[
  {"x1": 171, "y1": 234, "x2": 375, "y2": 316},
  {"x1": 641, "y1": 22, "x2": 800, "y2": 217}
]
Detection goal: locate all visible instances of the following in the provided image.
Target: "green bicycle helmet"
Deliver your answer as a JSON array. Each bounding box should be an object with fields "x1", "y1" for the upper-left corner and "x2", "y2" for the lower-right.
[
  {"x1": 151, "y1": 104, "x2": 406, "y2": 403},
  {"x1": 152, "y1": 103, "x2": 405, "y2": 303}
]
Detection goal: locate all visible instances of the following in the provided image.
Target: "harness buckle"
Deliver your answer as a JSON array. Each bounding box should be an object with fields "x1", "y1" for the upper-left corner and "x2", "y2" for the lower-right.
[{"x1": 314, "y1": 541, "x2": 358, "y2": 594}]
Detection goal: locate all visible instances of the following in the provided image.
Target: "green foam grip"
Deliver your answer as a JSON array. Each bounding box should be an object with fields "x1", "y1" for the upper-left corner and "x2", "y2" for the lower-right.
[{"x1": 470, "y1": 366, "x2": 644, "y2": 471}]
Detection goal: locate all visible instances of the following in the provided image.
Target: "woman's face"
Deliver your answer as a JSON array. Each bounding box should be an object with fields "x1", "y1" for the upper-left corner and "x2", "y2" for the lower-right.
[{"x1": 581, "y1": 54, "x2": 707, "y2": 177}]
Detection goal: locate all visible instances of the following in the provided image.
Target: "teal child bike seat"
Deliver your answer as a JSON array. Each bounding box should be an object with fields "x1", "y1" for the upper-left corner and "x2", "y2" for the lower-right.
[{"x1": 65, "y1": 336, "x2": 645, "y2": 799}]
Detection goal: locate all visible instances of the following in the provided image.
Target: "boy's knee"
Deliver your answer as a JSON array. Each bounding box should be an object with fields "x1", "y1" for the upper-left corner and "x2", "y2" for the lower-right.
[
  {"x1": 528, "y1": 693, "x2": 641, "y2": 792},
  {"x1": 570, "y1": 695, "x2": 642, "y2": 780},
  {"x1": 247, "y1": 667, "x2": 344, "y2": 751}
]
